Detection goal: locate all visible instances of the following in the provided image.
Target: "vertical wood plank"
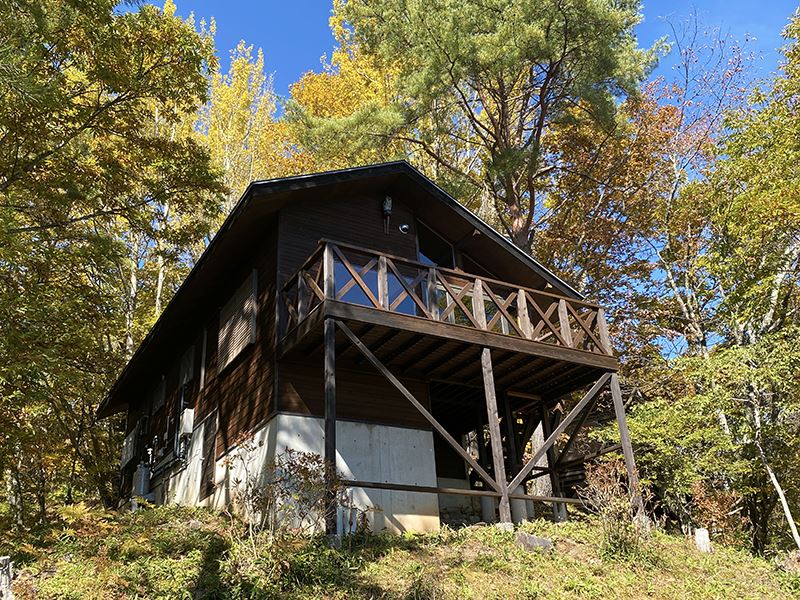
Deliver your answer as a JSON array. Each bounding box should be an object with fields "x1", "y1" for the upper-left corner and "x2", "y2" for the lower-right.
[
  {"x1": 427, "y1": 267, "x2": 439, "y2": 320},
  {"x1": 297, "y1": 271, "x2": 309, "y2": 321},
  {"x1": 323, "y1": 317, "x2": 337, "y2": 535},
  {"x1": 323, "y1": 243, "x2": 335, "y2": 300},
  {"x1": 377, "y1": 256, "x2": 389, "y2": 309},
  {"x1": 610, "y1": 373, "x2": 645, "y2": 517},
  {"x1": 481, "y1": 348, "x2": 512, "y2": 523},
  {"x1": 597, "y1": 308, "x2": 613, "y2": 355},
  {"x1": 517, "y1": 289, "x2": 532, "y2": 339},
  {"x1": 558, "y1": 299, "x2": 574, "y2": 348},
  {"x1": 473, "y1": 279, "x2": 487, "y2": 330}
]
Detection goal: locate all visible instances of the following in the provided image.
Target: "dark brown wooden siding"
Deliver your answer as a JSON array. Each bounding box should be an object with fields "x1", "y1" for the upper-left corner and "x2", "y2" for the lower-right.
[
  {"x1": 278, "y1": 360, "x2": 432, "y2": 430},
  {"x1": 277, "y1": 193, "x2": 419, "y2": 283},
  {"x1": 196, "y1": 220, "x2": 279, "y2": 457}
]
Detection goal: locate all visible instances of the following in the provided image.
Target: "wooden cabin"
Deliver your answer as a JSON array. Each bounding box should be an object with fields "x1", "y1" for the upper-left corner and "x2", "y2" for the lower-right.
[{"x1": 98, "y1": 161, "x2": 640, "y2": 533}]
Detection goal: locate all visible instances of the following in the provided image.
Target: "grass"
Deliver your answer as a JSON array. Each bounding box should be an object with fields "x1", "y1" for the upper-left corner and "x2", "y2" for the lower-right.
[{"x1": 4, "y1": 504, "x2": 799, "y2": 599}]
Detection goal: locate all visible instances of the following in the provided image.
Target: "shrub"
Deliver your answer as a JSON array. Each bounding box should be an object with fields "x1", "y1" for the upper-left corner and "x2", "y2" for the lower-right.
[{"x1": 579, "y1": 459, "x2": 651, "y2": 558}]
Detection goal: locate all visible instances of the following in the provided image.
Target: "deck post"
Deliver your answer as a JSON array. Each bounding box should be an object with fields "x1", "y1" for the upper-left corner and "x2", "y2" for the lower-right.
[
  {"x1": 472, "y1": 280, "x2": 511, "y2": 523},
  {"x1": 609, "y1": 373, "x2": 645, "y2": 518},
  {"x1": 323, "y1": 316, "x2": 337, "y2": 535},
  {"x1": 542, "y1": 404, "x2": 567, "y2": 521},
  {"x1": 504, "y1": 394, "x2": 528, "y2": 523},
  {"x1": 476, "y1": 408, "x2": 496, "y2": 522},
  {"x1": 480, "y1": 348, "x2": 512, "y2": 524}
]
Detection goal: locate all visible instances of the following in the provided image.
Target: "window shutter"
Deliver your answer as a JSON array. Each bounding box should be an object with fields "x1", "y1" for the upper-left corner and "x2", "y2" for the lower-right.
[{"x1": 218, "y1": 270, "x2": 257, "y2": 370}]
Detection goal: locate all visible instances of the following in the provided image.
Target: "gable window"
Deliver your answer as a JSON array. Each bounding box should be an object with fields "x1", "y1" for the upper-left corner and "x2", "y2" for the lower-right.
[
  {"x1": 218, "y1": 270, "x2": 257, "y2": 371},
  {"x1": 417, "y1": 221, "x2": 454, "y2": 269}
]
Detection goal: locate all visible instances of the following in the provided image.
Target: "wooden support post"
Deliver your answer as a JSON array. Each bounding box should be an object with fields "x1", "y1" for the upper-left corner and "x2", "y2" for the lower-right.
[
  {"x1": 597, "y1": 308, "x2": 613, "y2": 355},
  {"x1": 473, "y1": 280, "x2": 510, "y2": 522},
  {"x1": 427, "y1": 267, "x2": 439, "y2": 319},
  {"x1": 480, "y1": 348, "x2": 512, "y2": 523},
  {"x1": 323, "y1": 317, "x2": 337, "y2": 535},
  {"x1": 517, "y1": 289, "x2": 532, "y2": 339},
  {"x1": 610, "y1": 373, "x2": 645, "y2": 517}
]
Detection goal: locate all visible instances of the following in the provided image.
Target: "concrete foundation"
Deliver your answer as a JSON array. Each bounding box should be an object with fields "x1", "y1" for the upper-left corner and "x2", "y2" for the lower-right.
[{"x1": 155, "y1": 413, "x2": 441, "y2": 533}]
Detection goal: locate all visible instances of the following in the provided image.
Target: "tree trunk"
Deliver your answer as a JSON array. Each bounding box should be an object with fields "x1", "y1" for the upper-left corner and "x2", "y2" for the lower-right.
[
  {"x1": 752, "y1": 401, "x2": 800, "y2": 550},
  {"x1": 154, "y1": 202, "x2": 170, "y2": 317}
]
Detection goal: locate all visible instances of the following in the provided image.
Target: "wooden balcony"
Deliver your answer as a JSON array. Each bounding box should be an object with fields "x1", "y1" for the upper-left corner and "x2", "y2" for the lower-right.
[{"x1": 278, "y1": 240, "x2": 617, "y2": 400}]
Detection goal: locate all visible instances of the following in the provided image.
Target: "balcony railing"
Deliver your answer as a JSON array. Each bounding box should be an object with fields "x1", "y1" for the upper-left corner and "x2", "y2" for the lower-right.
[{"x1": 280, "y1": 240, "x2": 614, "y2": 356}]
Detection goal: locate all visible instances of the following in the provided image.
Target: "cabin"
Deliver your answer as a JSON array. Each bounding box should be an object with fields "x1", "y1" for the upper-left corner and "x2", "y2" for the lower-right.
[{"x1": 98, "y1": 161, "x2": 641, "y2": 534}]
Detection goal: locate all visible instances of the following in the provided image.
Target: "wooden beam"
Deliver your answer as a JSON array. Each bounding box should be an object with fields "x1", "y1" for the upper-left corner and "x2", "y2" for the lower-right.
[
  {"x1": 610, "y1": 373, "x2": 644, "y2": 517},
  {"x1": 398, "y1": 338, "x2": 442, "y2": 372},
  {"x1": 382, "y1": 333, "x2": 425, "y2": 366},
  {"x1": 324, "y1": 301, "x2": 619, "y2": 371},
  {"x1": 336, "y1": 320, "x2": 501, "y2": 493},
  {"x1": 352, "y1": 328, "x2": 401, "y2": 364},
  {"x1": 508, "y1": 373, "x2": 611, "y2": 491},
  {"x1": 323, "y1": 317, "x2": 336, "y2": 535},
  {"x1": 341, "y1": 479, "x2": 584, "y2": 505}
]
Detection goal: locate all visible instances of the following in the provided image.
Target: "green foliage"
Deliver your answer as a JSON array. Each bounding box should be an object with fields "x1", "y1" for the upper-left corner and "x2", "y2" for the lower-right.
[{"x1": 0, "y1": 0, "x2": 223, "y2": 526}]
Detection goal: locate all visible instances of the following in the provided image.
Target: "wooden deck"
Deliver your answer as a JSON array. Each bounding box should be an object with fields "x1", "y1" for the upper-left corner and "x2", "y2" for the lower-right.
[{"x1": 278, "y1": 240, "x2": 617, "y2": 400}]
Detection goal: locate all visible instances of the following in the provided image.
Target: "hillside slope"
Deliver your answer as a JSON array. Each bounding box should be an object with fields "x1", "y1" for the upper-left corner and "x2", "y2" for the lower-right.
[{"x1": 5, "y1": 505, "x2": 799, "y2": 599}]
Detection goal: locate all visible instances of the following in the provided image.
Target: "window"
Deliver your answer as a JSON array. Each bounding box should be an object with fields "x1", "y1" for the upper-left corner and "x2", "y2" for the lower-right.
[
  {"x1": 179, "y1": 345, "x2": 194, "y2": 387},
  {"x1": 151, "y1": 376, "x2": 166, "y2": 413},
  {"x1": 218, "y1": 270, "x2": 257, "y2": 370},
  {"x1": 417, "y1": 221, "x2": 454, "y2": 269}
]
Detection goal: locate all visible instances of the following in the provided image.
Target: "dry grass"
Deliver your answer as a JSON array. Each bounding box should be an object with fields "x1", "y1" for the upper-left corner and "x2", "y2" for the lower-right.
[{"x1": 6, "y1": 504, "x2": 799, "y2": 599}]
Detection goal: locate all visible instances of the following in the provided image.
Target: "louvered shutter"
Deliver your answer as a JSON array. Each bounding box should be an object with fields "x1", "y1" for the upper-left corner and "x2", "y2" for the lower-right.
[{"x1": 218, "y1": 270, "x2": 257, "y2": 370}]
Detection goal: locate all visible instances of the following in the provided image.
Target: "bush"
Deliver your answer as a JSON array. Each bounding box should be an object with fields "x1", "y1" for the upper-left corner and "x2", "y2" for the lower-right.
[{"x1": 579, "y1": 459, "x2": 651, "y2": 558}]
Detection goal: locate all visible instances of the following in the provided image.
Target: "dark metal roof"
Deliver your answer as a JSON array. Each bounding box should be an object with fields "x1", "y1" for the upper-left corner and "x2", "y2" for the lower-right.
[{"x1": 97, "y1": 161, "x2": 581, "y2": 418}]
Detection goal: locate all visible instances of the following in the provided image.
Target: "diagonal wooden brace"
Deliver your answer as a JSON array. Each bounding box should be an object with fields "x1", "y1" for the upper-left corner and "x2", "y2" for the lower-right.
[
  {"x1": 508, "y1": 373, "x2": 611, "y2": 491},
  {"x1": 336, "y1": 320, "x2": 502, "y2": 494}
]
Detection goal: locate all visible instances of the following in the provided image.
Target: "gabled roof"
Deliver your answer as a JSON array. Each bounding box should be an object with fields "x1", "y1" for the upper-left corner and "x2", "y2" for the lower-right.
[{"x1": 98, "y1": 161, "x2": 580, "y2": 418}]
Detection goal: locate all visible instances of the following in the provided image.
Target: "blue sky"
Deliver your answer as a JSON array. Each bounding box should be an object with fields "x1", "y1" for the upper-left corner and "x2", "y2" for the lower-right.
[{"x1": 169, "y1": 0, "x2": 800, "y2": 96}]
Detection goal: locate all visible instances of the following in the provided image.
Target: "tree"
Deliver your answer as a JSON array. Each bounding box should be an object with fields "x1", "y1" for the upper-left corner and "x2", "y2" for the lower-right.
[
  {"x1": 199, "y1": 40, "x2": 311, "y2": 216},
  {"x1": 295, "y1": 0, "x2": 660, "y2": 252},
  {"x1": 627, "y1": 13, "x2": 800, "y2": 553},
  {"x1": 0, "y1": 0, "x2": 222, "y2": 522}
]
